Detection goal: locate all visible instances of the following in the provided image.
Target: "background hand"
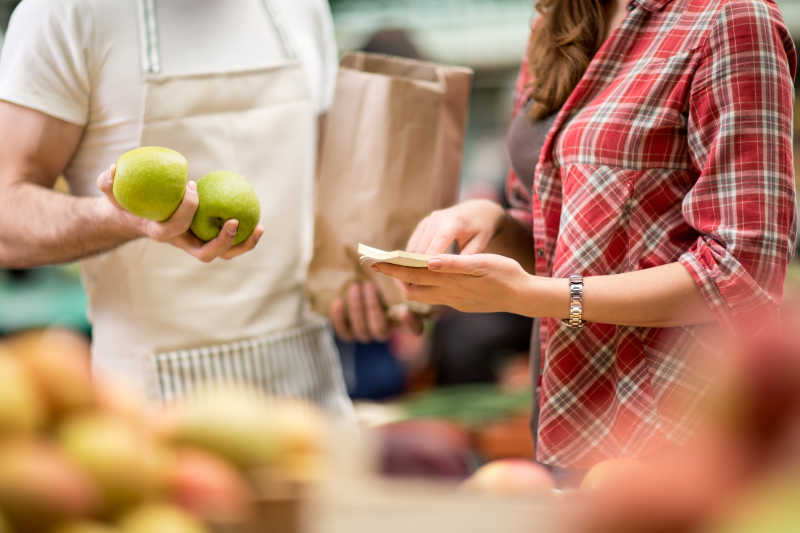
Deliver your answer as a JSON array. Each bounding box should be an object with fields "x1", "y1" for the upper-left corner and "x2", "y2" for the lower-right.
[
  {"x1": 330, "y1": 281, "x2": 423, "y2": 343},
  {"x1": 97, "y1": 165, "x2": 264, "y2": 262}
]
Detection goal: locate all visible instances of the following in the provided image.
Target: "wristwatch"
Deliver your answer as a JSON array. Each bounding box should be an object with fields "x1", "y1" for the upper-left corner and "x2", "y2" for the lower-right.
[{"x1": 562, "y1": 274, "x2": 586, "y2": 328}]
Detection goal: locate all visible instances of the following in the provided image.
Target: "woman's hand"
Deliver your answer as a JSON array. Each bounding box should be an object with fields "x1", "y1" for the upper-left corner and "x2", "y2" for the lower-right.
[
  {"x1": 407, "y1": 199, "x2": 506, "y2": 255},
  {"x1": 373, "y1": 253, "x2": 548, "y2": 316},
  {"x1": 97, "y1": 165, "x2": 264, "y2": 262}
]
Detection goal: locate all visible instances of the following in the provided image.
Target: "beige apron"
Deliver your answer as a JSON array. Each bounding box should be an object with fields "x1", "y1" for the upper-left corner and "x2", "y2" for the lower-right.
[{"x1": 83, "y1": 0, "x2": 351, "y2": 415}]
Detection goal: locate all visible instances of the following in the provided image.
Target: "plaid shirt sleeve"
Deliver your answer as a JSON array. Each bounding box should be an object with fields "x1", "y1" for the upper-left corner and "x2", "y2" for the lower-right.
[
  {"x1": 679, "y1": 1, "x2": 797, "y2": 323},
  {"x1": 505, "y1": 31, "x2": 535, "y2": 230}
]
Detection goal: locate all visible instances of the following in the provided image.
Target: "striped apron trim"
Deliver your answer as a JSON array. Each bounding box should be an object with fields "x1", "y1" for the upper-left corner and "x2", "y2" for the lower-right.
[{"x1": 153, "y1": 319, "x2": 352, "y2": 415}]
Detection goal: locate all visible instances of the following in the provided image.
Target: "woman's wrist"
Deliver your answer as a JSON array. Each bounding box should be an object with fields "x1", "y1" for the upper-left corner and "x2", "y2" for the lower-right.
[{"x1": 513, "y1": 274, "x2": 570, "y2": 319}]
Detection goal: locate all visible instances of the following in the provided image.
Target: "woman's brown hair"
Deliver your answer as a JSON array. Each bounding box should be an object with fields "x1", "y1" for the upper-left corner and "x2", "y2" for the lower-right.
[{"x1": 527, "y1": 0, "x2": 610, "y2": 120}]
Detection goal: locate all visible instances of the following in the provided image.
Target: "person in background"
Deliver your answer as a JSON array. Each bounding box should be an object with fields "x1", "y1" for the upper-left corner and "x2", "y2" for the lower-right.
[
  {"x1": 0, "y1": 0, "x2": 388, "y2": 412},
  {"x1": 375, "y1": 0, "x2": 797, "y2": 486}
]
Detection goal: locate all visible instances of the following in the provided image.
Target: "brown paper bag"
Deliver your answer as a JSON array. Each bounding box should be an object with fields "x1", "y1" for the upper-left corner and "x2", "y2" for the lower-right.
[{"x1": 307, "y1": 52, "x2": 473, "y2": 317}]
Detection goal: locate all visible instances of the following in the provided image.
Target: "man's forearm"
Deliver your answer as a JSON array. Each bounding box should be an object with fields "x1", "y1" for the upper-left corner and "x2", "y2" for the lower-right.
[{"x1": 0, "y1": 182, "x2": 140, "y2": 268}]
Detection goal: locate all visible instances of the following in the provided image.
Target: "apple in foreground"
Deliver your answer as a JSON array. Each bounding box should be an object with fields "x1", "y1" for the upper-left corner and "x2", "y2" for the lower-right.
[
  {"x1": 462, "y1": 459, "x2": 555, "y2": 496},
  {"x1": 190, "y1": 171, "x2": 260, "y2": 246},
  {"x1": 113, "y1": 147, "x2": 188, "y2": 222},
  {"x1": 119, "y1": 503, "x2": 208, "y2": 533}
]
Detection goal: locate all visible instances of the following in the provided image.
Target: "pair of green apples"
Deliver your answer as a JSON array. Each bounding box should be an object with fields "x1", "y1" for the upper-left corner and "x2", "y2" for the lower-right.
[{"x1": 112, "y1": 147, "x2": 260, "y2": 246}]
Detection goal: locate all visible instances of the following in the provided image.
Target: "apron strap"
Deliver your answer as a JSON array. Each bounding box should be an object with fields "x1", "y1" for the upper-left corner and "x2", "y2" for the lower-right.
[
  {"x1": 136, "y1": 0, "x2": 296, "y2": 75},
  {"x1": 137, "y1": 0, "x2": 160, "y2": 75}
]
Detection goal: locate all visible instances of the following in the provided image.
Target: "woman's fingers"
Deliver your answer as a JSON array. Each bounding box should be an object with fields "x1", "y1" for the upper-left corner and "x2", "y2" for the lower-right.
[{"x1": 427, "y1": 255, "x2": 488, "y2": 276}]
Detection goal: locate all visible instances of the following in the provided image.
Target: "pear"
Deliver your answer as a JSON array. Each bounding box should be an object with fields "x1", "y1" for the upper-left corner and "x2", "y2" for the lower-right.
[
  {"x1": 0, "y1": 349, "x2": 46, "y2": 434},
  {"x1": 119, "y1": 504, "x2": 208, "y2": 533},
  {"x1": 0, "y1": 440, "x2": 99, "y2": 528},
  {"x1": 190, "y1": 171, "x2": 260, "y2": 246},
  {"x1": 113, "y1": 147, "x2": 188, "y2": 221},
  {"x1": 57, "y1": 413, "x2": 171, "y2": 512}
]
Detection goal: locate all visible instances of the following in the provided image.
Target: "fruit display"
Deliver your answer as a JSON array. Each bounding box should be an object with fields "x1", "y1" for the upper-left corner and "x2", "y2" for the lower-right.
[
  {"x1": 190, "y1": 171, "x2": 261, "y2": 245},
  {"x1": 0, "y1": 328, "x2": 329, "y2": 533},
  {"x1": 113, "y1": 147, "x2": 188, "y2": 222}
]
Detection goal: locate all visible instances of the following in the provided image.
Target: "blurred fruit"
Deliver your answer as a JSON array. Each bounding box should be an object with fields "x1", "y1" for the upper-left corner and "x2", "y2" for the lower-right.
[
  {"x1": 706, "y1": 474, "x2": 800, "y2": 533},
  {"x1": 0, "y1": 511, "x2": 12, "y2": 533},
  {"x1": 114, "y1": 146, "x2": 188, "y2": 221},
  {"x1": 580, "y1": 458, "x2": 647, "y2": 491},
  {"x1": 50, "y1": 521, "x2": 121, "y2": 533},
  {"x1": 377, "y1": 419, "x2": 472, "y2": 480},
  {"x1": 161, "y1": 388, "x2": 285, "y2": 469},
  {"x1": 474, "y1": 416, "x2": 535, "y2": 460},
  {"x1": 57, "y1": 413, "x2": 170, "y2": 512},
  {"x1": 0, "y1": 350, "x2": 46, "y2": 434},
  {"x1": 462, "y1": 459, "x2": 554, "y2": 496},
  {"x1": 265, "y1": 399, "x2": 330, "y2": 483},
  {"x1": 93, "y1": 379, "x2": 148, "y2": 428},
  {"x1": 0, "y1": 440, "x2": 99, "y2": 527},
  {"x1": 167, "y1": 448, "x2": 253, "y2": 524},
  {"x1": 119, "y1": 503, "x2": 208, "y2": 533},
  {"x1": 10, "y1": 328, "x2": 94, "y2": 414}
]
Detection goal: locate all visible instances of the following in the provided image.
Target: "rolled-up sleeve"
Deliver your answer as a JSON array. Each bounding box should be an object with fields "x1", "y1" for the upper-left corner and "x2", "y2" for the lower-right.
[{"x1": 681, "y1": 0, "x2": 797, "y2": 323}]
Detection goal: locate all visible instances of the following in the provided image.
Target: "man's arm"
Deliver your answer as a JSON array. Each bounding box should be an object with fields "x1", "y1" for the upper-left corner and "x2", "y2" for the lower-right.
[
  {"x1": 0, "y1": 102, "x2": 139, "y2": 267},
  {"x1": 0, "y1": 102, "x2": 264, "y2": 268}
]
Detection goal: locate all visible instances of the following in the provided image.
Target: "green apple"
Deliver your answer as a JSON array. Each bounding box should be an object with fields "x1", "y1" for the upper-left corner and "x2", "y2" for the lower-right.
[
  {"x1": 113, "y1": 147, "x2": 188, "y2": 221},
  {"x1": 190, "y1": 171, "x2": 260, "y2": 246}
]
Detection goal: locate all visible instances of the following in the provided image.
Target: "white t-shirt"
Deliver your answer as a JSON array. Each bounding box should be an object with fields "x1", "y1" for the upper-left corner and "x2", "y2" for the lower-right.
[{"x1": 0, "y1": 0, "x2": 337, "y2": 196}]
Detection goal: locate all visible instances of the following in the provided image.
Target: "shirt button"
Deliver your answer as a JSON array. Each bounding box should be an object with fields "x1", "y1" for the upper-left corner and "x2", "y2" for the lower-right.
[{"x1": 537, "y1": 249, "x2": 545, "y2": 258}]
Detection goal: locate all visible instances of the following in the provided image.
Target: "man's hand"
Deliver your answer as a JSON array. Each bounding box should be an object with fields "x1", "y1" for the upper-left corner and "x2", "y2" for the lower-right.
[
  {"x1": 329, "y1": 281, "x2": 423, "y2": 343},
  {"x1": 97, "y1": 165, "x2": 264, "y2": 262}
]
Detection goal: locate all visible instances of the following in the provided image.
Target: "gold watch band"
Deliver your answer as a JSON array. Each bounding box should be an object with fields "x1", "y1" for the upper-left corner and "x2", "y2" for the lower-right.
[{"x1": 562, "y1": 273, "x2": 585, "y2": 328}]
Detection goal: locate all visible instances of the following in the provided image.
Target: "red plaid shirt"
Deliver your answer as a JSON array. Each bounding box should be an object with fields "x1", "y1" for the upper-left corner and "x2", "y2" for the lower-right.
[{"x1": 507, "y1": 0, "x2": 797, "y2": 468}]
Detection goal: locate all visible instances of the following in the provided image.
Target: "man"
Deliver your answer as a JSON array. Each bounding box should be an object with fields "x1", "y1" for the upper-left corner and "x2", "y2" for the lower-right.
[{"x1": 0, "y1": 0, "x2": 392, "y2": 410}]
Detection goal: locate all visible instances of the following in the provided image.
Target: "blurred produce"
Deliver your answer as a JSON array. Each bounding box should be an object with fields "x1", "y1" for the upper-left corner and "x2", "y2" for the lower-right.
[
  {"x1": 9, "y1": 328, "x2": 94, "y2": 414},
  {"x1": 0, "y1": 349, "x2": 46, "y2": 433},
  {"x1": 462, "y1": 459, "x2": 554, "y2": 497},
  {"x1": 57, "y1": 413, "x2": 170, "y2": 513},
  {"x1": 473, "y1": 415, "x2": 534, "y2": 460},
  {"x1": 402, "y1": 384, "x2": 531, "y2": 428},
  {"x1": 0, "y1": 328, "x2": 330, "y2": 532},
  {"x1": 377, "y1": 419, "x2": 472, "y2": 480},
  {"x1": 118, "y1": 503, "x2": 207, "y2": 533},
  {"x1": 0, "y1": 440, "x2": 99, "y2": 528},
  {"x1": 568, "y1": 309, "x2": 800, "y2": 533},
  {"x1": 50, "y1": 521, "x2": 120, "y2": 533},
  {"x1": 167, "y1": 448, "x2": 254, "y2": 524},
  {"x1": 579, "y1": 458, "x2": 647, "y2": 492}
]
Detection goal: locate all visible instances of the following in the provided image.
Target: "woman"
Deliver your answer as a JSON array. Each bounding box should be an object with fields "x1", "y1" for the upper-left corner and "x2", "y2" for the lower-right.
[{"x1": 374, "y1": 0, "x2": 797, "y2": 482}]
